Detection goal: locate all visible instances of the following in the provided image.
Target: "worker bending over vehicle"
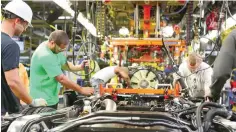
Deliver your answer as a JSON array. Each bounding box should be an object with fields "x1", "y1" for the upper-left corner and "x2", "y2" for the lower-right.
[
  {"x1": 90, "y1": 66, "x2": 131, "y2": 95},
  {"x1": 173, "y1": 52, "x2": 213, "y2": 100}
]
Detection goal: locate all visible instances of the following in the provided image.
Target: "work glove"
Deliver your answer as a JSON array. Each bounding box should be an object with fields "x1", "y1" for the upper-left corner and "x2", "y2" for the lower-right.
[{"x1": 30, "y1": 98, "x2": 47, "y2": 107}]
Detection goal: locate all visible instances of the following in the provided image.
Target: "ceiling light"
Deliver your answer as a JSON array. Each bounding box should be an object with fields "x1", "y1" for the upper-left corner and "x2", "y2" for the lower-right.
[
  {"x1": 77, "y1": 13, "x2": 97, "y2": 37},
  {"x1": 58, "y1": 16, "x2": 72, "y2": 20},
  {"x1": 162, "y1": 25, "x2": 174, "y2": 38},
  {"x1": 222, "y1": 13, "x2": 236, "y2": 31},
  {"x1": 119, "y1": 27, "x2": 129, "y2": 36},
  {"x1": 53, "y1": 0, "x2": 97, "y2": 37}
]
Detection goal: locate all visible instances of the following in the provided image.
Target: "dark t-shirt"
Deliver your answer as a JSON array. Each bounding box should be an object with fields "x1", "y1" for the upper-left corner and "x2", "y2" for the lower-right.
[
  {"x1": 211, "y1": 30, "x2": 236, "y2": 99},
  {"x1": 1, "y1": 32, "x2": 21, "y2": 114},
  {"x1": 213, "y1": 30, "x2": 236, "y2": 80}
]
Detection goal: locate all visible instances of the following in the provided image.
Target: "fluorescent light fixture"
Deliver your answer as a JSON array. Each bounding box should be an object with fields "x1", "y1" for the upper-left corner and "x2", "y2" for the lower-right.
[
  {"x1": 53, "y1": 0, "x2": 97, "y2": 37},
  {"x1": 58, "y1": 16, "x2": 72, "y2": 20},
  {"x1": 119, "y1": 27, "x2": 129, "y2": 36},
  {"x1": 77, "y1": 13, "x2": 97, "y2": 37},
  {"x1": 200, "y1": 30, "x2": 218, "y2": 44},
  {"x1": 33, "y1": 30, "x2": 49, "y2": 39},
  {"x1": 53, "y1": 0, "x2": 74, "y2": 16},
  {"x1": 222, "y1": 13, "x2": 236, "y2": 31},
  {"x1": 162, "y1": 25, "x2": 174, "y2": 38}
]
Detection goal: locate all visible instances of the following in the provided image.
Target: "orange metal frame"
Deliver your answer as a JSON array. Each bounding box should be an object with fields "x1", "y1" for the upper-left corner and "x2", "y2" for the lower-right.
[
  {"x1": 99, "y1": 84, "x2": 180, "y2": 97},
  {"x1": 109, "y1": 39, "x2": 186, "y2": 47},
  {"x1": 129, "y1": 54, "x2": 162, "y2": 63},
  {"x1": 109, "y1": 39, "x2": 186, "y2": 63},
  {"x1": 107, "y1": 39, "x2": 184, "y2": 93}
]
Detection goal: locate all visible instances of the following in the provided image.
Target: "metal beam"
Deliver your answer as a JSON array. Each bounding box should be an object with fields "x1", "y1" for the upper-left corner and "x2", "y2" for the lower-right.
[{"x1": 31, "y1": 19, "x2": 73, "y2": 24}]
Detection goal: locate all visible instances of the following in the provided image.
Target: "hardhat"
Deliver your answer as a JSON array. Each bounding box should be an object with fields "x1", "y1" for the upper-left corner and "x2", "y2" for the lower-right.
[{"x1": 3, "y1": 0, "x2": 33, "y2": 27}]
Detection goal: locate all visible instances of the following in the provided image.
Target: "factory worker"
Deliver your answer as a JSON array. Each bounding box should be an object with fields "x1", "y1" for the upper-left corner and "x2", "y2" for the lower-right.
[{"x1": 173, "y1": 52, "x2": 213, "y2": 100}]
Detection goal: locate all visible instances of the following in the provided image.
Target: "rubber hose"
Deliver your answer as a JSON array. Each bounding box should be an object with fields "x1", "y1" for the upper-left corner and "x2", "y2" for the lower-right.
[
  {"x1": 178, "y1": 110, "x2": 195, "y2": 119},
  {"x1": 230, "y1": 113, "x2": 236, "y2": 121},
  {"x1": 204, "y1": 109, "x2": 230, "y2": 132},
  {"x1": 196, "y1": 102, "x2": 223, "y2": 132},
  {"x1": 86, "y1": 120, "x2": 193, "y2": 132},
  {"x1": 174, "y1": 106, "x2": 197, "y2": 113}
]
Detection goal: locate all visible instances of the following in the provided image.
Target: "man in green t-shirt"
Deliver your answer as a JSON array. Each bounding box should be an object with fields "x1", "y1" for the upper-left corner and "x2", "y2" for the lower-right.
[{"x1": 30, "y1": 30, "x2": 94, "y2": 109}]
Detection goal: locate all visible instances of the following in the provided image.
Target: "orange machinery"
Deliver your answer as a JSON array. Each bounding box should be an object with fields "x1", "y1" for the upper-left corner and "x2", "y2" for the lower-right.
[
  {"x1": 99, "y1": 83, "x2": 180, "y2": 98},
  {"x1": 104, "y1": 38, "x2": 185, "y2": 99},
  {"x1": 109, "y1": 38, "x2": 186, "y2": 65}
]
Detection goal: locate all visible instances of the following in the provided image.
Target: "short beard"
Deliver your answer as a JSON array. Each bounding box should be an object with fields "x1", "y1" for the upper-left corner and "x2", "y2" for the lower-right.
[
  {"x1": 52, "y1": 46, "x2": 58, "y2": 54},
  {"x1": 14, "y1": 29, "x2": 22, "y2": 36},
  {"x1": 14, "y1": 24, "x2": 24, "y2": 36}
]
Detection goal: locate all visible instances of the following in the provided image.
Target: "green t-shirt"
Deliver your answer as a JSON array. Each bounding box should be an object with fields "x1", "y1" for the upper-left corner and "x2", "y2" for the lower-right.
[{"x1": 30, "y1": 41, "x2": 66, "y2": 106}]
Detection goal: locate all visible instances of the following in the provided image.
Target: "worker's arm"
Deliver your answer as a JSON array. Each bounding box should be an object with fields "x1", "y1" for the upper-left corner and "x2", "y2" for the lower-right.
[
  {"x1": 55, "y1": 74, "x2": 94, "y2": 95},
  {"x1": 211, "y1": 30, "x2": 236, "y2": 99},
  {"x1": 173, "y1": 64, "x2": 185, "y2": 80},
  {"x1": 62, "y1": 61, "x2": 88, "y2": 72},
  {"x1": 2, "y1": 43, "x2": 33, "y2": 104},
  {"x1": 121, "y1": 73, "x2": 131, "y2": 88},
  {"x1": 115, "y1": 67, "x2": 131, "y2": 88},
  {"x1": 173, "y1": 63, "x2": 186, "y2": 89},
  {"x1": 5, "y1": 68, "x2": 32, "y2": 104},
  {"x1": 213, "y1": 30, "x2": 236, "y2": 81}
]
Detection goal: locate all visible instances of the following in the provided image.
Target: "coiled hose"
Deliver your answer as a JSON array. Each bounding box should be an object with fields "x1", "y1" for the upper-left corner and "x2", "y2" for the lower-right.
[
  {"x1": 204, "y1": 108, "x2": 236, "y2": 131},
  {"x1": 195, "y1": 102, "x2": 224, "y2": 132}
]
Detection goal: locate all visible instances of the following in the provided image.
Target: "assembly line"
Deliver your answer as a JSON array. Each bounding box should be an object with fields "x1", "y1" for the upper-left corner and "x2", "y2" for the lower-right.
[{"x1": 1, "y1": 0, "x2": 236, "y2": 132}]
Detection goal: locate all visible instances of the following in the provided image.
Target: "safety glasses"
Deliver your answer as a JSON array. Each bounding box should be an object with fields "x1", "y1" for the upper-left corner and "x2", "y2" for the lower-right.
[{"x1": 55, "y1": 44, "x2": 67, "y2": 52}]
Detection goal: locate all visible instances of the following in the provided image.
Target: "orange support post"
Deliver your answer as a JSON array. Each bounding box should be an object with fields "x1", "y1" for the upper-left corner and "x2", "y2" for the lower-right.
[
  {"x1": 99, "y1": 84, "x2": 104, "y2": 96},
  {"x1": 143, "y1": 5, "x2": 152, "y2": 38},
  {"x1": 174, "y1": 83, "x2": 180, "y2": 97}
]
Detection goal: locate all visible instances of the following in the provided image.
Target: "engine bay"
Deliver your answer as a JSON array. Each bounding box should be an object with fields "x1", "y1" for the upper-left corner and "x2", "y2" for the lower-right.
[{"x1": 2, "y1": 89, "x2": 236, "y2": 132}]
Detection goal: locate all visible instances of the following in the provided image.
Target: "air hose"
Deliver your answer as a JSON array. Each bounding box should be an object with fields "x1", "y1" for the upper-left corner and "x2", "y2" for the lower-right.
[
  {"x1": 195, "y1": 102, "x2": 224, "y2": 132},
  {"x1": 204, "y1": 108, "x2": 236, "y2": 131}
]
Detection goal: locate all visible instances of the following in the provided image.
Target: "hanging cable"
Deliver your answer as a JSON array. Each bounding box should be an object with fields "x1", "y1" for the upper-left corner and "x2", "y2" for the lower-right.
[
  {"x1": 65, "y1": 2, "x2": 98, "y2": 77},
  {"x1": 200, "y1": 36, "x2": 217, "y2": 61},
  {"x1": 65, "y1": 40, "x2": 97, "y2": 77},
  {"x1": 72, "y1": 1, "x2": 78, "y2": 65},
  {"x1": 66, "y1": 42, "x2": 97, "y2": 77},
  {"x1": 186, "y1": 1, "x2": 194, "y2": 45},
  {"x1": 163, "y1": 0, "x2": 189, "y2": 16},
  {"x1": 226, "y1": 0, "x2": 236, "y2": 22},
  {"x1": 204, "y1": 1, "x2": 225, "y2": 60}
]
